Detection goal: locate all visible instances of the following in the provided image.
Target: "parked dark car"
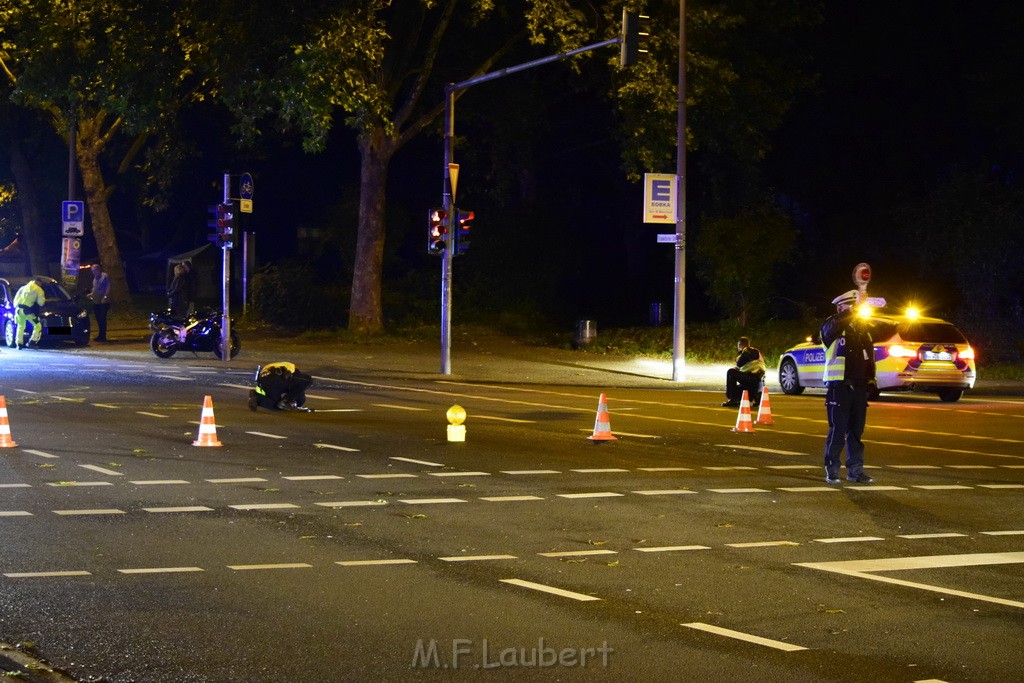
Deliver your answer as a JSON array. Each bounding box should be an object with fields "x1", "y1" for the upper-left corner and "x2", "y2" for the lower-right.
[{"x1": 1, "y1": 276, "x2": 91, "y2": 347}]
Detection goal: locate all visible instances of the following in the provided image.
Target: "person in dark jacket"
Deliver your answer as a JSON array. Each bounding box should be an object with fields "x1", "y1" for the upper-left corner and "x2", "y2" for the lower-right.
[
  {"x1": 722, "y1": 336, "x2": 766, "y2": 407},
  {"x1": 248, "y1": 362, "x2": 314, "y2": 412},
  {"x1": 167, "y1": 264, "x2": 188, "y2": 317},
  {"x1": 820, "y1": 290, "x2": 877, "y2": 484}
]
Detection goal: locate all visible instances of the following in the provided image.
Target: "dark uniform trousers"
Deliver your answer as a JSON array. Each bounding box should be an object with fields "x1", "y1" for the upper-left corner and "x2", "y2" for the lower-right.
[{"x1": 823, "y1": 381, "x2": 869, "y2": 479}]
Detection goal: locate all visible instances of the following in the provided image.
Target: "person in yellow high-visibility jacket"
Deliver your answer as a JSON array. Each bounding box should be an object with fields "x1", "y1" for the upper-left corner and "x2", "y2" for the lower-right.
[
  {"x1": 13, "y1": 279, "x2": 46, "y2": 349},
  {"x1": 248, "y1": 362, "x2": 314, "y2": 412}
]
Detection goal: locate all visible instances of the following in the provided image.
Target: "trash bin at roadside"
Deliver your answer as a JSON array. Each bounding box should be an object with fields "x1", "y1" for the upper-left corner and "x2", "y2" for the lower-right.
[
  {"x1": 649, "y1": 302, "x2": 664, "y2": 326},
  {"x1": 574, "y1": 320, "x2": 596, "y2": 348}
]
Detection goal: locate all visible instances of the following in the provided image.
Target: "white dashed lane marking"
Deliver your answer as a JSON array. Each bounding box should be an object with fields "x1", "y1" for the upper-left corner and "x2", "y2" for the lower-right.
[
  {"x1": 632, "y1": 489, "x2": 697, "y2": 496},
  {"x1": 228, "y1": 563, "x2": 312, "y2": 571},
  {"x1": 246, "y1": 431, "x2": 288, "y2": 439},
  {"x1": 633, "y1": 545, "x2": 710, "y2": 553},
  {"x1": 426, "y1": 471, "x2": 490, "y2": 478},
  {"x1": 398, "y1": 498, "x2": 467, "y2": 505},
  {"x1": 316, "y1": 500, "x2": 388, "y2": 508},
  {"x1": 356, "y1": 473, "x2": 417, "y2": 479},
  {"x1": 500, "y1": 578, "x2": 600, "y2": 602},
  {"x1": 118, "y1": 567, "x2": 204, "y2": 575},
  {"x1": 4, "y1": 571, "x2": 91, "y2": 578},
  {"x1": 143, "y1": 506, "x2": 215, "y2": 513},
  {"x1": 538, "y1": 550, "x2": 617, "y2": 558},
  {"x1": 439, "y1": 555, "x2": 518, "y2": 562},
  {"x1": 21, "y1": 450, "x2": 58, "y2": 459},
  {"x1": 480, "y1": 496, "x2": 545, "y2": 502},
  {"x1": 336, "y1": 559, "x2": 417, "y2": 567},
  {"x1": 315, "y1": 443, "x2": 360, "y2": 452},
  {"x1": 390, "y1": 457, "x2": 443, "y2": 466},
  {"x1": 682, "y1": 623, "x2": 807, "y2": 652},
  {"x1": 79, "y1": 464, "x2": 124, "y2": 477},
  {"x1": 556, "y1": 492, "x2": 624, "y2": 499},
  {"x1": 52, "y1": 509, "x2": 125, "y2": 516}
]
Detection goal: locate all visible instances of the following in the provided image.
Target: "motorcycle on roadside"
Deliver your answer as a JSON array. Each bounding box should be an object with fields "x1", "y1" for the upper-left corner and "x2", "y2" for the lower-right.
[{"x1": 149, "y1": 308, "x2": 241, "y2": 359}]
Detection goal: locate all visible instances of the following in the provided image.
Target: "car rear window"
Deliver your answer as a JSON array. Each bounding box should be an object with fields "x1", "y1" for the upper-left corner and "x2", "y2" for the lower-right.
[{"x1": 896, "y1": 321, "x2": 967, "y2": 344}]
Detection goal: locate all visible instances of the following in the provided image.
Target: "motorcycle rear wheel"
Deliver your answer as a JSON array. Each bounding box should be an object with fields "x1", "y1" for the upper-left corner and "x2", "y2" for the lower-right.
[
  {"x1": 150, "y1": 330, "x2": 177, "y2": 358},
  {"x1": 213, "y1": 330, "x2": 241, "y2": 359}
]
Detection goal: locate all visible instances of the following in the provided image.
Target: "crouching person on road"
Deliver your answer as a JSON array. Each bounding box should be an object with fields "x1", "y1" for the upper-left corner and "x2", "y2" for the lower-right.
[{"x1": 248, "y1": 362, "x2": 314, "y2": 412}]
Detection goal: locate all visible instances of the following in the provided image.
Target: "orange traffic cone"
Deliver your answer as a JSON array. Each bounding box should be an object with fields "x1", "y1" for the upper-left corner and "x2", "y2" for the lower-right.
[
  {"x1": 192, "y1": 395, "x2": 223, "y2": 447},
  {"x1": 588, "y1": 393, "x2": 617, "y2": 442},
  {"x1": 731, "y1": 390, "x2": 754, "y2": 433},
  {"x1": 0, "y1": 396, "x2": 17, "y2": 448},
  {"x1": 755, "y1": 384, "x2": 774, "y2": 425}
]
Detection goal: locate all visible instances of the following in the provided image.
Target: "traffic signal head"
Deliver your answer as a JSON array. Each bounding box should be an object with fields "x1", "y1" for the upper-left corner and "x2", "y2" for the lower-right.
[
  {"x1": 619, "y1": 9, "x2": 649, "y2": 68},
  {"x1": 207, "y1": 203, "x2": 235, "y2": 248},
  {"x1": 428, "y1": 207, "x2": 448, "y2": 256},
  {"x1": 453, "y1": 208, "x2": 474, "y2": 256},
  {"x1": 217, "y1": 203, "x2": 235, "y2": 248}
]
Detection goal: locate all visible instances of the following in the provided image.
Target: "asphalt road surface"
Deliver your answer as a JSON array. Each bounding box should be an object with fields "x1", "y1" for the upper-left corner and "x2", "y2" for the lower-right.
[{"x1": 0, "y1": 345, "x2": 1021, "y2": 682}]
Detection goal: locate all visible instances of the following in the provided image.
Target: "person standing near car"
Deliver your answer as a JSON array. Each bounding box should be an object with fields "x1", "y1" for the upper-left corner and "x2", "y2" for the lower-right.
[
  {"x1": 821, "y1": 290, "x2": 877, "y2": 484},
  {"x1": 13, "y1": 278, "x2": 46, "y2": 349},
  {"x1": 87, "y1": 263, "x2": 111, "y2": 342},
  {"x1": 722, "y1": 336, "x2": 766, "y2": 407}
]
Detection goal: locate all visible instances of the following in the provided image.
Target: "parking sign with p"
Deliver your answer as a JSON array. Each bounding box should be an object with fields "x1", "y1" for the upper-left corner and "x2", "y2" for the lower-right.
[{"x1": 62, "y1": 200, "x2": 85, "y2": 237}]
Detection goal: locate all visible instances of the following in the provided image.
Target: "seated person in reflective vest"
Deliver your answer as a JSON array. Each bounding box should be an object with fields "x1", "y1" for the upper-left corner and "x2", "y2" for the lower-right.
[
  {"x1": 248, "y1": 362, "x2": 314, "y2": 412},
  {"x1": 722, "y1": 336, "x2": 766, "y2": 407}
]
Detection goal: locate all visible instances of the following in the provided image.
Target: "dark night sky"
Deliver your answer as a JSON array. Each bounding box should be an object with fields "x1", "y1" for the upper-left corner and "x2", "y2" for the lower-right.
[{"x1": 7, "y1": 2, "x2": 1023, "y2": 332}]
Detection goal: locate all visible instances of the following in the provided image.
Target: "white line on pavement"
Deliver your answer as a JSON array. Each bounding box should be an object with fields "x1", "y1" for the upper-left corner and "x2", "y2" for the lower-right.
[
  {"x1": 682, "y1": 622, "x2": 807, "y2": 652},
  {"x1": 500, "y1": 578, "x2": 600, "y2": 602}
]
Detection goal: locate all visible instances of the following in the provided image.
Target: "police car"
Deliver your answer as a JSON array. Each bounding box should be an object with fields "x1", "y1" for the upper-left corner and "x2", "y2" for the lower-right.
[{"x1": 777, "y1": 304, "x2": 976, "y2": 402}]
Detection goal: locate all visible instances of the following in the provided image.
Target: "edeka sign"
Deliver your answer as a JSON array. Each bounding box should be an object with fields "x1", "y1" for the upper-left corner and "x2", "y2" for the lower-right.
[{"x1": 643, "y1": 173, "x2": 676, "y2": 224}]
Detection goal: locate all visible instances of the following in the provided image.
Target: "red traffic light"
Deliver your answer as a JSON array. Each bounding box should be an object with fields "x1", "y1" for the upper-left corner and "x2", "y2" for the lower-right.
[{"x1": 427, "y1": 207, "x2": 448, "y2": 255}]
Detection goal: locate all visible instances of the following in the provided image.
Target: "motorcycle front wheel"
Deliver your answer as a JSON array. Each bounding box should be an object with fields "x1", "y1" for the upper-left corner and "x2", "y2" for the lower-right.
[
  {"x1": 150, "y1": 330, "x2": 178, "y2": 358},
  {"x1": 213, "y1": 330, "x2": 241, "y2": 359}
]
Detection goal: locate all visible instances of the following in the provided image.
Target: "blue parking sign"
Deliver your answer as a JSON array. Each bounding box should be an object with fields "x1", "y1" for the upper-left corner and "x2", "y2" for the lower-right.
[{"x1": 62, "y1": 200, "x2": 85, "y2": 237}]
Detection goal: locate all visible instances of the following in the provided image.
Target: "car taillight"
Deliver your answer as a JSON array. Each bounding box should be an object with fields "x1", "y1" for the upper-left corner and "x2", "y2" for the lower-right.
[
  {"x1": 886, "y1": 344, "x2": 918, "y2": 359},
  {"x1": 959, "y1": 345, "x2": 975, "y2": 360}
]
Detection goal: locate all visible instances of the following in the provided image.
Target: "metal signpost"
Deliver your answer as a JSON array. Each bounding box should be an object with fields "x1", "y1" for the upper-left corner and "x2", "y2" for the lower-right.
[{"x1": 221, "y1": 172, "x2": 232, "y2": 364}]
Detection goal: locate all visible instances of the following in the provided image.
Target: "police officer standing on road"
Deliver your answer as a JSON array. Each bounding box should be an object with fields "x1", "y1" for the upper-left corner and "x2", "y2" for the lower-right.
[{"x1": 821, "y1": 290, "x2": 877, "y2": 484}]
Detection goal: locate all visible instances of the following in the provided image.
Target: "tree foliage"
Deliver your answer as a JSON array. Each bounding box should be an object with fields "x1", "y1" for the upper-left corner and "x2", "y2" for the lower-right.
[
  {"x1": 695, "y1": 204, "x2": 797, "y2": 325},
  {"x1": 1, "y1": 0, "x2": 204, "y2": 301}
]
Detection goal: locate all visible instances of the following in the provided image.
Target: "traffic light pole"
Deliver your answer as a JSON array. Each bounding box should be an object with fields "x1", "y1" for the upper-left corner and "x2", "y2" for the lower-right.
[
  {"x1": 672, "y1": 0, "x2": 687, "y2": 382},
  {"x1": 439, "y1": 36, "x2": 621, "y2": 375},
  {"x1": 441, "y1": 88, "x2": 455, "y2": 375},
  {"x1": 221, "y1": 172, "x2": 231, "y2": 364}
]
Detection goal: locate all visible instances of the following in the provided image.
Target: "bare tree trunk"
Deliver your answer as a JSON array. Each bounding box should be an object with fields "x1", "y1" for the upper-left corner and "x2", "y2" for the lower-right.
[
  {"x1": 7, "y1": 135, "x2": 46, "y2": 275},
  {"x1": 348, "y1": 128, "x2": 393, "y2": 334},
  {"x1": 76, "y1": 113, "x2": 132, "y2": 306}
]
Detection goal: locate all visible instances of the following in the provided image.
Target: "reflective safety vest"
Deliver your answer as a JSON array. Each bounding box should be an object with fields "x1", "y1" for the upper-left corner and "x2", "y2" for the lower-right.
[
  {"x1": 822, "y1": 327, "x2": 873, "y2": 382},
  {"x1": 822, "y1": 333, "x2": 847, "y2": 382},
  {"x1": 14, "y1": 281, "x2": 46, "y2": 309},
  {"x1": 738, "y1": 352, "x2": 766, "y2": 375}
]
